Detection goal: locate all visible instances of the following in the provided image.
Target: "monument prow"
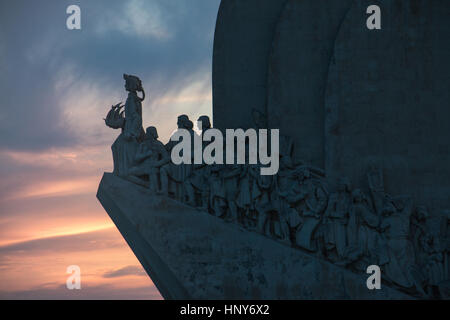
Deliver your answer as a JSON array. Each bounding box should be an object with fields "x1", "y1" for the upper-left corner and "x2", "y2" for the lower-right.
[{"x1": 97, "y1": 172, "x2": 411, "y2": 299}]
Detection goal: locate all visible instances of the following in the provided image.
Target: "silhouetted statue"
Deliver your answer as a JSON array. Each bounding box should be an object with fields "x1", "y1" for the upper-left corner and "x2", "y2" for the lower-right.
[
  {"x1": 272, "y1": 151, "x2": 298, "y2": 243},
  {"x1": 442, "y1": 210, "x2": 450, "y2": 298},
  {"x1": 208, "y1": 165, "x2": 226, "y2": 217},
  {"x1": 236, "y1": 165, "x2": 253, "y2": 226},
  {"x1": 285, "y1": 167, "x2": 327, "y2": 251},
  {"x1": 411, "y1": 206, "x2": 430, "y2": 264},
  {"x1": 346, "y1": 189, "x2": 383, "y2": 268},
  {"x1": 128, "y1": 126, "x2": 170, "y2": 193},
  {"x1": 444, "y1": 210, "x2": 450, "y2": 281},
  {"x1": 184, "y1": 115, "x2": 212, "y2": 210},
  {"x1": 251, "y1": 108, "x2": 267, "y2": 129},
  {"x1": 367, "y1": 164, "x2": 385, "y2": 217},
  {"x1": 324, "y1": 178, "x2": 351, "y2": 262},
  {"x1": 380, "y1": 196, "x2": 415, "y2": 288},
  {"x1": 197, "y1": 115, "x2": 211, "y2": 131},
  {"x1": 221, "y1": 164, "x2": 240, "y2": 223},
  {"x1": 250, "y1": 164, "x2": 274, "y2": 235},
  {"x1": 106, "y1": 74, "x2": 145, "y2": 176},
  {"x1": 123, "y1": 74, "x2": 145, "y2": 141},
  {"x1": 165, "y1": 114, "x2": 194, "y2": 202}
]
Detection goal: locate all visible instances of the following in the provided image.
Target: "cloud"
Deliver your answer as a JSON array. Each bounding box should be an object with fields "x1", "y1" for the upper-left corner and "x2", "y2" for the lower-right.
[
  {"x1": 0, "y1": 227, "x2": 119, "y2": 254},
  {"x1": 0, "y1": 146, "x2": 111, "y2": 201},
  {"x1": 103, "y1": 265, "x2": 147, "y2": 278},
  {"x1": 0, "y1": 283, "x2": 161, "y2": 300},
  {"x1": 0, "y1": 0, "x2": 220, "y2": 152},
  {"x1": 95, "y1": 0, "x2": 172, "y2": 40},
  {"x1": 0, "y1": 1, "x2": 79, "y2": 151},
  {"x1": 0, "y1": 224, "x2": 161, "y2": 299}
]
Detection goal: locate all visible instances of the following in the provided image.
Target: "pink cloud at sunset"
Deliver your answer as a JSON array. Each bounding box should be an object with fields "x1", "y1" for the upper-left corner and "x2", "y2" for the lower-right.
[
  {"x1": 0, "y1": 227, "x2": 161, "y2": 299},
  {"x1": 0, "y1": 145, "x2": 162, "y2": 299}
]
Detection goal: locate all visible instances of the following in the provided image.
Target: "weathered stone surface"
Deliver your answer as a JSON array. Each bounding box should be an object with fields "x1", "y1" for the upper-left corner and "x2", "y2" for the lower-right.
[
  {"x1": 325, "y1": 0, "x2": 450, "y2": 210},
  {"x1": 97, "y1": 173, "x2": 412, "y2": 299},
  {"x1": 267, "y1": 0, "x2": 353, "y2": 167},
  {"x1": 212, "y1": 0, "x2": 288, "y2": 130}
]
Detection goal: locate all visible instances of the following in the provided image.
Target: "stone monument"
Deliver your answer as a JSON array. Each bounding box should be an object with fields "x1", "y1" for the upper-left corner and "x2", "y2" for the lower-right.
[{"x1": 97, "y1": 0, "x2": 450, "y2": 299}]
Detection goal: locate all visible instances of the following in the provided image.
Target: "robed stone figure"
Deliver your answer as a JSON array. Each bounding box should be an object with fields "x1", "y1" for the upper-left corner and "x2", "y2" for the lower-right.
[{"x1": 106, "y1": 74, "x2": 145, "y2": 176}]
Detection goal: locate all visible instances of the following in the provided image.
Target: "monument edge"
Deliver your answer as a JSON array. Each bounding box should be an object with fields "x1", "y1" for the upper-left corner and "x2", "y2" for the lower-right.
[{"x1": 96, "y1": 172, "x2": 192, "y2": 300}]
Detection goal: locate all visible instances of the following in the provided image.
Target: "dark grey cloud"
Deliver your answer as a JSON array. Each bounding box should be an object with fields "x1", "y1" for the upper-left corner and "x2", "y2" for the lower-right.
[
  {"x1": 103, "y1": 265, "x2": 146, "y2": 278},
  {"x1": 0, "y1": 0, "x2": 220, "y2": 151}
]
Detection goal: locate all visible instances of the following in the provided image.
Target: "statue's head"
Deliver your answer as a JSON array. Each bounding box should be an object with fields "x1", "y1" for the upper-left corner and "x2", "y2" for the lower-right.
[
  {"x1": 444, "y1": 210, "x2": 450, "y2": 223},
  {"x1": 352, "y1": 189, "x2": 363, "y2": 203},
  {"x1": 146, "y1": 126, "x2": 158, "y2": 139},
  {"x1": 177, "y1": 114, "x2": 189, "y2": 129},
  {"x1": 197, "y1": 115, "x2": 211, "y2": 131},
  {"x1": 280, "y1": 154, "x2": 294, "y2": 169},
  {"x1": 294, "y1": 167, "x2": 310, "y2": 181},
  {"x1": 123, "y1": 74, "x2": 143, "y2": 92},
  {"x1": 251, "y1": 108, "x2": 267, "y2": 129},
  {"x1": 337, "y1": 177, "x2": 351, "y2": 193},
  {"x1": 382, "y1": 200, "x2": 396, "y2": 216},
  {"x1": 415, "y1": 205, "x2": 429, "y2": 220},
  {"x1": 186, "y1": 120, "x2": 194, "y2": 131},
  {"x1": 392, "y1": 197, "x2": 406, "y2": 211}
]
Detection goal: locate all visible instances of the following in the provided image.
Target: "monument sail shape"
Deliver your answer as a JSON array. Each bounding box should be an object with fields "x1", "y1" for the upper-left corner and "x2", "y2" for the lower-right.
[
  {"x1": 98, "y1": 0, "x2": 450, "y2": 299},
  {"x1": 266, "y1": 0, "x2": 353, "y2": 168},
  {"x1": 212, "y1": 0, "x2": 288, "y2": 131},
  {"x1": 324, "y1": 0, "x2": 450, "y2": 212}
]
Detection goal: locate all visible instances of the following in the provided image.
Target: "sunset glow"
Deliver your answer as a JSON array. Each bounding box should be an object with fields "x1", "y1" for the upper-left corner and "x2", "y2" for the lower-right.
[{"x1": 0, "y1": 0, "x2": 220, "y2": 299}]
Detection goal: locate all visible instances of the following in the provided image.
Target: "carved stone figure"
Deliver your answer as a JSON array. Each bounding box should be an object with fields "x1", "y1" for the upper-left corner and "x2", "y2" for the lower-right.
[
  {"x1": 249, "y1": 164, "x2": 274, "y2": 236},
  {"x1": 346, "y1": 189, "x2": 383, "y2": 268},
  {"x1": 222, "y1": 164, "x2": 240, "y2": 223},
  {"x1": 123, "y1": 74, "x2": 145, "y2": 141},
  {"x1": 423, "y1": 234, "x2": 445, "y2": 296},
  {"x1": 104, "y1": 103, "x2": 125, "y2": 129},
  {"x1": 165, "y1": 115, "x2": 194, "y2": 201},
  {"x1": 183, "y1": 115, "x2": 212, "y2": 210},
  {"x1": 287, "y1": 167, "x2": 327, "y2": 252},
  {"x1": 410, "y1": 206, "x2": 430, "y2": 265},
  {"x1": 236, "y1": 165, "x2": 253, "y2": 226},
  {"x1": 444, "y1": 210, "x2": 450, "y2": 283},
  {"x1": 251, "y1": 108, "x2": 267, "y2": 129},
  {"x1": 208, "y1": 165, "x2": 226, "y2": 217},
  {"x1": 128, "y1": 126, "x2": 170, "y2": 194},
  {"x1": 273, "y1": 157, "x2": 297, "y2": 243},
  {"x1": 367, "y1": 164, "x2": 385, "y2": 217},
  {"x1": 324, "y1": 178, "x2": 351, "y2": 262},
  {"x1": 380, "y1": 197, "x2": 416, "y2": 289},
  {"x1": 197, "y1": 115, "x2": 211, "y2": 132},
  {"x1": 106, "y1": 74, "x2": 145, "y2": 176},
  {"x1": 442, "y1": 210, "x2": 450, "y2": 298}
]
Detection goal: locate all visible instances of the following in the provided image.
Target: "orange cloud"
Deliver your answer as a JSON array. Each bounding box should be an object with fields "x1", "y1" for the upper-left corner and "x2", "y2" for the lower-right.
[
  {"x1": 11, "y1": 176, "x2": 100, "y2": 200},
  {"x1": 0, "y1": 226, "x2": 161, "y2": 299}
]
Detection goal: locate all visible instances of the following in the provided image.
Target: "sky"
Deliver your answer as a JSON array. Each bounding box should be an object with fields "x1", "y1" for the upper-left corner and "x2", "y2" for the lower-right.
[{"x1": 0, "y1": 0, "x2": 221, "y2": 299}]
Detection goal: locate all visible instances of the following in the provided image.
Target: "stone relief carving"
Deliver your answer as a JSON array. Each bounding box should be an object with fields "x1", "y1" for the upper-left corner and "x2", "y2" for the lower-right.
[{"x1": 104, "y1": 77, "x2": 449, "y2": 299}]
